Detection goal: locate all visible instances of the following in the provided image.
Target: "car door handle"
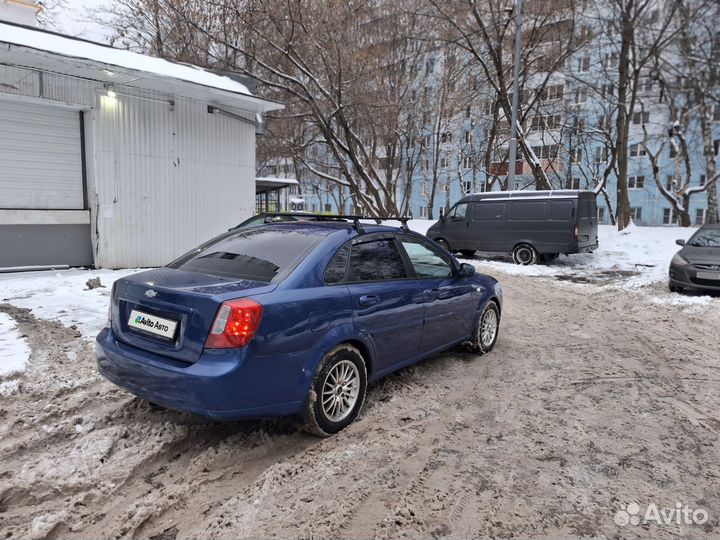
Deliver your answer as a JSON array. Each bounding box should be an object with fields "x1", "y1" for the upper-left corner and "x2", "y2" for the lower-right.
[
  {"x1": 358, "y1": 295, "x2": 380, "y2": 306},
  {"x1": 423, "y1": 288, "x2": 439, "y2": 300}
]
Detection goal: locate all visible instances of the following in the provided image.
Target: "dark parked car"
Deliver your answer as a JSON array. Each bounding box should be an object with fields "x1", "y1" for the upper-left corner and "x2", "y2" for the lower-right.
[
  {"x1": 669, "y1": 224, "x2": 720, "y2": 293},
  {"x1": 426, "y1": 190, "x2": 599, "y2": 264},
  {"x1": 96, "y1": 219, "x2": 502, "y2": 436}
]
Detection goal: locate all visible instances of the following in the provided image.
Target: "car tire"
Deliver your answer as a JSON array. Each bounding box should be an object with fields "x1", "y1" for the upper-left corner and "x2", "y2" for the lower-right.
[
  {"x1": 468, "y1": 301, "x2": 500, "y2": 354},
  {"x1": 459, "y1": 250, "x2": 476, "y2": 259},
  {"x1": 302, "y1": 344, "x2": 367, "y2": 437},
  {"x1": 512, "y1": 244, "x2": 538, "y2": 265},
  {"x1": 435, "y1": 239, "x2": 451, "y2": 252}
]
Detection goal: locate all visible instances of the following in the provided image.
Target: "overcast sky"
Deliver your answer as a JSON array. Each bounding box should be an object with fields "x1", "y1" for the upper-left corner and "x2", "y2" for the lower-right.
[{"x1": 43, "y1": 0, "x2": 114, "y2": 43}]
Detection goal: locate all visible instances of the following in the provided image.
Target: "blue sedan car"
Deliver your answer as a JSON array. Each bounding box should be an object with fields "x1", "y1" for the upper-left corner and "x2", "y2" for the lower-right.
[{"x1": 96, "y1": 219, "x2": 502, "y2": 436}]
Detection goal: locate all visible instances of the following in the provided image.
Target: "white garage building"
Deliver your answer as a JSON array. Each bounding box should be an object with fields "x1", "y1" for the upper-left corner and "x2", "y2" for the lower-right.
[{"x1": 0, "y1": 20, "x2": 281, "y2": 269}]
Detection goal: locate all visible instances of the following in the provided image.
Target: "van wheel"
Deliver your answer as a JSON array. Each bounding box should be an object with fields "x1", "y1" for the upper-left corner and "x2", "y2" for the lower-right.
[
  {"x1": 512, "y1": 244, "x2": 538, "y2": 265},
  {"x1": 302, "y1": 344, "x2": 367, "y2": 437},
  {"x1": 435, "y1": 239, "x2": 451, "y2": 252},
  {"x1": 459, "y1": 250, "x2": 475, "y2": 259}
]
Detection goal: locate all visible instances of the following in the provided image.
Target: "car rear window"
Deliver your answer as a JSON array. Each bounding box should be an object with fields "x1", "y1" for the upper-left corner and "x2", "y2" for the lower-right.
[{"x1": 167, "y1": 228, "x2": 321, "y2": 282}]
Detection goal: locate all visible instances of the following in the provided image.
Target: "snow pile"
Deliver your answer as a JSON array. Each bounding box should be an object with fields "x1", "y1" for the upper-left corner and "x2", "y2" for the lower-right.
[
  {"x1": 1, "y1": 269, "x2": 138, "y2": 341},
  {"x1": 0, "y1": 311, "x2": 30, "y2": 376},
  {"x1": 397, "y1": 219, "x2": 698, "y2": 289}
]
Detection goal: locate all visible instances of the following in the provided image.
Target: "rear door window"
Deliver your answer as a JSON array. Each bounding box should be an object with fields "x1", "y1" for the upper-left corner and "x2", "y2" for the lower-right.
[
  {"x1": 510, "y1": 201, "x2": 547, "y2": 221},
  {"x1": 168, "y1": 228, "x2": 320, "y2": 283},
  {"x1": 472, "y1": 202, "x2": 506, "y2": 220},
  {"x1": 349, "y1": 239, "x2": 408, "y2": 281}
]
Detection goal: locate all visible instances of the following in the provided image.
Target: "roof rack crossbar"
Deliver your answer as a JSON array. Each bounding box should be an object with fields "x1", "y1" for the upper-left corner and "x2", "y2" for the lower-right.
[{"x1": 259, "y1": 212, "x2": 412, "y2": 233}]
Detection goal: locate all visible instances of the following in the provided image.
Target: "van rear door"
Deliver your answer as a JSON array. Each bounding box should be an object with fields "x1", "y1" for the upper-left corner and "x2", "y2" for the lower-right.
[{"x1": 577, "y1": 195, "x2": 598, "y2": 249}]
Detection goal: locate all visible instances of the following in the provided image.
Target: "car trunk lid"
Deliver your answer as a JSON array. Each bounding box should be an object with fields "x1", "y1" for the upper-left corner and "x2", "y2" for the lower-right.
[{"x1": 111, "y1": 268, "x2": 275, "y2": 363}]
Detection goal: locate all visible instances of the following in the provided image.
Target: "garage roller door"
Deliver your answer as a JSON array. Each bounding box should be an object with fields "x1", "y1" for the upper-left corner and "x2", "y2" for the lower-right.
[{"x1": 0, "y1": 98, "x2": 84, "y2": 209}]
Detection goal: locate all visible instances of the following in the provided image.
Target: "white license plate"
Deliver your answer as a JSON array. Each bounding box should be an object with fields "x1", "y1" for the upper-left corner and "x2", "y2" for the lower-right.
[
  {"x1": 128, "y1": 309, "x2": 178, "y2": 340},
  {"x1": 696, "y1": 271, "x2": 720, "y2": 280}
]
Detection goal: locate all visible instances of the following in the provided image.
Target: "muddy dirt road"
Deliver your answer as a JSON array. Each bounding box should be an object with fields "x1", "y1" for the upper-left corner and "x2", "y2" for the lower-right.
[{"x1": 1, "y1": 271, "x2": 719, "y2": 539}]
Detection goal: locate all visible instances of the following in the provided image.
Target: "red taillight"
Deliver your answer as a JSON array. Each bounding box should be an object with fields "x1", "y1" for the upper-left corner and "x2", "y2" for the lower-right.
[
  {"x1": 204, "y1": 298, "x2": 263, "y2": 349},
  {"x1": 573, "y1": 224, "x2": 579, "y2": 241}
]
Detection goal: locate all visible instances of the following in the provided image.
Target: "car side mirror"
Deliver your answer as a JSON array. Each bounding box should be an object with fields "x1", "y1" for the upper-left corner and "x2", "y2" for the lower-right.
[
  {"x1": 459, "y1": 263, "x2": 475, "y2": 277},
  {"x1": 675, "y1": 239, "x2": 685, "y2": 246}
]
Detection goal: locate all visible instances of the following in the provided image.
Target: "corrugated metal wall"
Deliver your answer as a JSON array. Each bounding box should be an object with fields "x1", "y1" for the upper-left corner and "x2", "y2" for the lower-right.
[
  {"x1": 0, "y1": 65, "x2": 257, "y2": 269},
  {"x1": 91, "y1": 90, "x2": 256, "y2": 268}
]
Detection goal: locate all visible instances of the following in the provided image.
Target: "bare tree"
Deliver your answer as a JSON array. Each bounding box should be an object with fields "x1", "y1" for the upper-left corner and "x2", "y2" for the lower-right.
[
  {"x1": 98, "y1": 0, "x2": 437, "y2": 216},
  {"x1": 581, "y1": 0, "x2": 681, "y2": 230},
  {"x1": 425, "y1": 0, "x2": 591, "y2": 191},
  {"x1": 649, "y1": 0, "x2": 720, "y2": 224}
]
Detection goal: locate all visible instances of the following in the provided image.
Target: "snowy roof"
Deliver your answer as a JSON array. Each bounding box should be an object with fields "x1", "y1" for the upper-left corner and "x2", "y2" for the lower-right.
[
  {"x1": 256, "y1": 177, "x2": 299, "y2": 185},
  {"x1": 0, "y1": 21, "x2": 282, "y2": 113}
]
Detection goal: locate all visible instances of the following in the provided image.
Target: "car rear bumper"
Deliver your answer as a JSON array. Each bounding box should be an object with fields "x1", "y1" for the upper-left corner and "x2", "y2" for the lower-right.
[
  {"x1": 669, "y1": 265, "x2": 720, "y2": 292},
  {"x1": 96, "y1": 327, "x2": 309, "y2": 420}
]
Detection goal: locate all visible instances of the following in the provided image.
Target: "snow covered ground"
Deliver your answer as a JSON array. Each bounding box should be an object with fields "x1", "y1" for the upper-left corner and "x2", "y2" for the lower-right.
[
  {"x1": 0, "y1": 311, "x2": 30, "y2": 377},
  {"x1": 0, "y1": 268, "x2": 138, "y2": 349}
]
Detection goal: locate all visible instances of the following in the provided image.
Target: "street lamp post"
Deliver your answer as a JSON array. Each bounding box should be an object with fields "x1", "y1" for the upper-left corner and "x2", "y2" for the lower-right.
[{"x1": 507, "y1": 0, "x2": 524, "y2": 191}]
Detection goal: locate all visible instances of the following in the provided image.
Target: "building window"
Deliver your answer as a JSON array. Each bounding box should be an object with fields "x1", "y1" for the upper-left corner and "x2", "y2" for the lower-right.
[
  {"x1": 594, "y1": 147, "x2": 607, "y2": 163},
  {"x1": 670, "y1": 144, "x2": 678, "y2": 159},
  {"x1": 696, "y1": 208, "x2": 705, "y2": 225},
  {"x1": 629, "y1": 143, "x2": 646, "y2": 157},
  {"x1": 632, "y1": 111, "x2": 650, "y2": 125},
  {"x1": 464, "y1": 130, "x2": 472, "y2": 144},
  {"x1": 419, "y1": 205, "x2": 428, "y2": 218},
  {"x1": 574, "y1": 87, "x2": 587, "y2": 104},
  {"x1": 439, "y1": 157, "x2": 447, "y2": 169},
  {"x1": 462, "y1": 156, "x2": 472, "y2": 169},
  {"x1": 665, "y1": 175, "x2": 674, "y2": 191},
  {"x1": 569, "y1": 148, "x2": 583, "y2": 163},
  {"x1": 713, "y1": 105, "x2": 720, "y2": 122},
  {"x1": 598, "y1": 206, "x2": 605, "y2": 223},
  {"x1": 531, "y1": 144, "x2": 559, "y2": 159},
  {"x1": 577, "y1": 56, "x2": 590, "y2": 73},
  {"x1": 601, "y1": 83, "x2": 615, "y2": 98},
  {"x1": 540, "y1": 84, "x2": 564, "y2": 101},
  {"x1": 604, "y1": 52, "x2": 619, "y2": 69},
  {"x1": 572, "y1": 118, "x2": 586, "y2": 134},
  {"x1": 421, "y1": 181, "x2": 428, "y2": 196},
  {"x1": 313, "y1": 185, "x2": 319, "y2": 194},
  {"x1": 630, "y1": 207, "x2": 642, "y2": 223},
  {"x1": 462, "y1": 179, "x2": 472, "y2": 193},
  {"x1": 324, "y1": 203, "x2": 331, "y2": 212},
  {"x1": 640, "y1": 78, "x2": 653, "y2": 92},
  {"x1": 700, "y1": 174, "x2": 706, "y2": 186},
  {"x1": 628, "y1": 176, "x2": 645, "y2": 189},
  {"x1": 465, "y1": 105, "x2": 471, "y2": 118},
  {"x1": 663, "y1": 208, "x2": 678, "y2": 225},
  {"x1": 570, "y1": 177, "x2": 581, "y2": 189},
  {"x1": 715, "y1": 140, "x2": 719, "y2": 156}
]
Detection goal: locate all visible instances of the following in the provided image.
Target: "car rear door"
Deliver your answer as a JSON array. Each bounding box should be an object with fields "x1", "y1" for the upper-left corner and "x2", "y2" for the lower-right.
[
  {"x1": 346, "y1": 235, "x2": 425, "y2": 373},
  {"x1": 397, "y1": 236, "x2": 478, "y2": 352}
]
